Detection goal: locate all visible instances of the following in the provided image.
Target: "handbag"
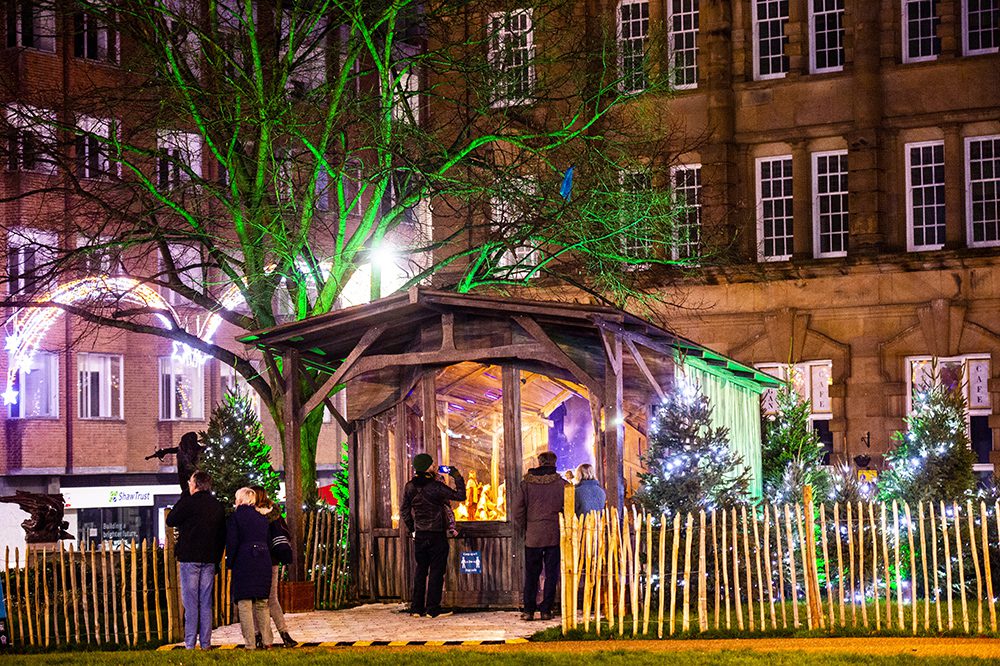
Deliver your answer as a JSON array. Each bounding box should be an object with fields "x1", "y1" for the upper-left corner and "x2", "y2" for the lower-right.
[{"x1": 269, "y1": 518, "x2": 294, "y2": 565}]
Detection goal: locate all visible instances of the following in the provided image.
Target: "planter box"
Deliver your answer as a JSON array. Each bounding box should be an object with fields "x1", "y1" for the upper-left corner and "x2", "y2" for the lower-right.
[{"x1": 278, "y1": 580, "x2": 316, "y2": 613}]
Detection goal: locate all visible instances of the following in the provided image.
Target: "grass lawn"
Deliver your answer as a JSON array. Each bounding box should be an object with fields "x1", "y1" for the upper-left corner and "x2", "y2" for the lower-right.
[{"x1": 3, "y1": 645, "x2": 1000, "y2": 665}]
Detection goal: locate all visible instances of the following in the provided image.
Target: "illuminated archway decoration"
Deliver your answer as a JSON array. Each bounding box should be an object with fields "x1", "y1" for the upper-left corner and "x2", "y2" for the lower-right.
[{"x1": 3, "y1": 277, "x2": 180, "y2": 405}]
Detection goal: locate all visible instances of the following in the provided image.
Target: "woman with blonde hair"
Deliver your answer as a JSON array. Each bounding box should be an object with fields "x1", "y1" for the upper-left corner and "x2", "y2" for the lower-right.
[
  {"x1": 573, "y1": 463, "x2": 606, "y2": 515},
  {"x1": 226, "y1": 487, "x2": 272, "y2": 649},
  {"x1": 251, "y1": 486, "x2": 297, "y2": 648}
]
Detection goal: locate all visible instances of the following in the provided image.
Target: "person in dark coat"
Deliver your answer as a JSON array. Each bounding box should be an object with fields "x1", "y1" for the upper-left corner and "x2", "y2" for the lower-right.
[
  {"x1": 512, "y1": 450, "x2": 568, "y2": 621},
  {"x1": 165, "y1": 471, "x2": 226, "y2": 650},
  {"x1": 573, "y1": 463, "x2": 607, "y2": 516},
  {"x1": 226, "y1": 487, "x2": 273, "y2": 649},
  {"x1": 400, "y1": 453, "x2": 466, "y2": 618},
  {"x1": 145, "y1": 431, "x2": 203, "y2": 495},
  {"x1": 250, "y1": 486, "x2": 297, "y2": 648}
]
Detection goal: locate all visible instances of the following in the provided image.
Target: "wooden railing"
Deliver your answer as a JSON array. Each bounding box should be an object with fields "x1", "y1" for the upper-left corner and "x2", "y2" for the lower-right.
[
  {"x1": 1, "y1": 509, "x2": 349, "y2": 648},
  {"x1": 558, "y1": 495, "x2": 1000, "y2": 636}
]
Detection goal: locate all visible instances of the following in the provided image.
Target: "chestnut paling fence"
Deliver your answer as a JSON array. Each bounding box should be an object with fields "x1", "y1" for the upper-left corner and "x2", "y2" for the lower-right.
[
  {"x1": 558, "y1": 496, "x2": 1000, "y2": 637},
  {"x1": 1, "y1": 509, "x2": 348, "y2": 647}
]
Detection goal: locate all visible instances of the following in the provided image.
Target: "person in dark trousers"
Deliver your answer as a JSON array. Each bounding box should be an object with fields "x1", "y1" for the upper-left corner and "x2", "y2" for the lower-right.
[
  {"x1": 226, "y1": 487, "x2": 273, "y2": 649},
  {"x1": 250, "y1": 486, "x2": 297, "y2": 648},
  {"x1": 146, "y1": 431, "x2": 203, "y2": 495},
  {"x1": 400, "y1": 453, "x2": 466, "y2": 618},
  {"x1": 513, "y1": 450, "x2": 568, "y2": 621},
  {"x1": 165, "y1": 471, "x2": 226, "y2": 650}
]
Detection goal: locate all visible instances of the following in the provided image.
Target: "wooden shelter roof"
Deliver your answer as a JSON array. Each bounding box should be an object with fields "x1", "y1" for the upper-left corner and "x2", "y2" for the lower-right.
[{"x1": 240, "y1": 288, "x2": 781, "y2": 411}]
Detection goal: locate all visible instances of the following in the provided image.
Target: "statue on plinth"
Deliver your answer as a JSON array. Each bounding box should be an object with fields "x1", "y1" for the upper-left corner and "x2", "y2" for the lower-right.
[{"x1": 0, "y1": 490, "x2": 74, "y2": 542}]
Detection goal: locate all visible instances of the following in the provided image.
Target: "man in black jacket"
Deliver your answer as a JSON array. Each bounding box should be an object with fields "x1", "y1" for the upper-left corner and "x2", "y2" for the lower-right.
[
  {"x1": 166, "y1": 471, "x2": 226, "y2": 649},
  {"x1": 400, "y1": 453, "x2": 466, "y2": 618}
]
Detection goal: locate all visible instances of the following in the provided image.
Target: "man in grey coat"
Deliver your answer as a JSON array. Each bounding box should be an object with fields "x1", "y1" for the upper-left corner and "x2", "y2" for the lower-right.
[{"x1": 512, "y1": 450, "x2": 568, "y2": 621}]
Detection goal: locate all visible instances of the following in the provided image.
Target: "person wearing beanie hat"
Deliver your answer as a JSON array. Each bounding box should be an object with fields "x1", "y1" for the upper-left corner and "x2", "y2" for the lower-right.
[{"x1": 400, "y1": 453, "x2": 466, "y2": 618}]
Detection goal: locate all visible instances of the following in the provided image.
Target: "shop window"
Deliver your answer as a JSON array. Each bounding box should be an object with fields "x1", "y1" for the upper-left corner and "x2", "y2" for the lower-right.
[
  {"x1": 77, "y1": 506, "x2": 154, "y2": 548},
  {"x1": 159, "y1": 356, "x2": 204, "y2": 420},
  {"x1": 78, "y1": 353, "x2": 123, "y2": 419},
  {"x1": 435, "y1": 363, "x2": 507, "y2": 522},
  {"x1": 519, "y1": 369, "x2": 596, "y2": 482}
]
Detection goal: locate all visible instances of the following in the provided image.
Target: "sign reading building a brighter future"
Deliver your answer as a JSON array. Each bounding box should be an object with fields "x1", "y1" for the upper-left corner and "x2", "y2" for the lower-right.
[{"x1": 62, "y1": 485, "x2": 179, "y2": 509}]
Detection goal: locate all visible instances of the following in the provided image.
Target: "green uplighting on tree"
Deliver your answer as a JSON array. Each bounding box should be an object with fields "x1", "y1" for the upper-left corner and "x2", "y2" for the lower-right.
[{"x1": 198, "y1": 391, "x2": 281, "y2": 512}]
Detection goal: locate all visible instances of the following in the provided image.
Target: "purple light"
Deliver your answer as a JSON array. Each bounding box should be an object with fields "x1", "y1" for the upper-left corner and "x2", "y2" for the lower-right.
[
  {"x1": 483, "y1": 372, "x2": 498, "y2": 380},
  {"x1": 447, "y1": 403, "x2": 465, "y2": 411}
]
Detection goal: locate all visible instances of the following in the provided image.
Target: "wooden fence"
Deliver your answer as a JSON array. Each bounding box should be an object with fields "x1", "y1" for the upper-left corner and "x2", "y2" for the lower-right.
[
  {"x1": 558, "y1": 494, "x2": 1000, "y2": 637},
  {"x1": 1, "y1": 509, "x2": 349, "y2": 648}
]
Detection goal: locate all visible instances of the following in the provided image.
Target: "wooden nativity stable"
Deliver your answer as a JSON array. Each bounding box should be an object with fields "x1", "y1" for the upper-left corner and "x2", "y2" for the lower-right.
[{"x1": 243, "y1": 288, "x2": 780, "y2": 608}]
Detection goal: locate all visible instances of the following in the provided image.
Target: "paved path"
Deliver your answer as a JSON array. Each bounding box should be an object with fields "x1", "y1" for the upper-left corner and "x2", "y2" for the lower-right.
[{"x1": 205, "y1": 603, "x2": 559, "y2": 647}]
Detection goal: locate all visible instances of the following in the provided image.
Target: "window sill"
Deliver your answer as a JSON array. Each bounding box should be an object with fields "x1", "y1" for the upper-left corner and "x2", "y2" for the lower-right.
[
  {"x1": 7, "y1": 415, "x2": 60, "y2": 421},
  {"x1": 79, "y1": 417, "x2": 126, "y2": 423}
]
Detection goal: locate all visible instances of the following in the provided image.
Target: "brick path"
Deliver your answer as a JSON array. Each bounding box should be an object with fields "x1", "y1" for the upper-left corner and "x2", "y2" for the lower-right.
[{"x1": 204, "y1": 603, "x2": 559, "y2": 647}]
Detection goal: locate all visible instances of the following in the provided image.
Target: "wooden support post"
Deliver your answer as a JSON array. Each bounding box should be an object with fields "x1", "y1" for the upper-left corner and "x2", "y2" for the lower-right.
[
  {"x1": 283, "y1": 348, "x2": 306, "y2": 582},
  {"x1": 602, "y1": 333, "x2": 624, "y2": 511}
]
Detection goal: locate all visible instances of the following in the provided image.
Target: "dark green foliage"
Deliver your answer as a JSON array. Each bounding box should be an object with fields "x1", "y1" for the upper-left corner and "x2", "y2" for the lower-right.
[
  {"x1": 634, "y1": 382, "x2": 750, "y2": 517},
  {"x1": 878, "y1": 383, "x2": 976, "y2": 505},
  {"x1": 826, "y1": 461, "x2": 876, "y2": 505},
  {"x1": 198, "y1": 391, "x2": 281, "y2": 512},
  {"x1": 761, "y1": 383, "x2": 830, "y2": 504}
]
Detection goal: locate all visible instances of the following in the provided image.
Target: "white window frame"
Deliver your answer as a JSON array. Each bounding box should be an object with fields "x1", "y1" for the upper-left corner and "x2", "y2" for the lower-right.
[
  {"x1": 812, "y1": 150, "x2": 849, "y2": 258},
  {"x1": 619, "y1": 169, "x2": 654, "y2": 263},
  {"x1": 78, "y1": 353, "x2": 123, "y2": 420},
  {"x1": 156, "y1": 130, "x2": 202, "y2": 189},
  {"x1": 487, "y1": 9, "x2": 535, "y2": 108},
  {"x1": 159, "y1": 356, "x2": 205, "y2": 421},
  {"x1": 160, "y1": 243, "x2": 204, "y2": 305},
  {"x1": 390, "y1": 66, "x2": 420, "y2": 124},
  {"x1": 74, "y1": 6, "x2": 118, "y2": 63},
  {"x1": 8, "y1": 228, "x2": 57, "y2": 296},
  {"x1": 756, "y1": 155, "x2": 794, "y2": 262},
  {"x1": 671, "y1": 164, "x2": 701, "y2": 261},
  {"x1": 667, "y1": 0, "x2": 699, "y2": 90},
  {"x1": 5, "y1": 104, "x2": 56, "y2": 174},
  {"x1": 757, "y1": 361, "x2": 833, "y2": 431},
  {"x1": 965, "y1": 134, "x2": 1000, "y2": 248},
  {"x1": 808, "y1": 0, "x2": 845, "y2": 73},
  {"x1": 905, "y1": 140, "x2": 946, "y2": 252},
  {"x1": 7, "y1": 0, "x2": 56, "y2": 52},
  {"x1": 752, "y1": 0, "x2": 789, "y2": 81},
  {"x1": 164, "y1": 0, "x2": 201, "y2": 77},
  {"x1": 963, "y1": 0, "x2": 999, "y2": 55},
  {"x1": 220, "y1": 363, "x2": 260, "y2": 416},
  {"x1": 491, "y1": 177, "x2": 539, "y2": 279},
  {"x1": 617, "y1": 0, "x2": 649, "y2": 93},
  {"x1": 76, "y1": 116, "x2": 119, "y2": 179},
  {"x1": 10, "y1": 351, "x2": 59, "y2": 419},
  {"x1": 902, "y1": 0, "x2": 941, "y2": 64}
]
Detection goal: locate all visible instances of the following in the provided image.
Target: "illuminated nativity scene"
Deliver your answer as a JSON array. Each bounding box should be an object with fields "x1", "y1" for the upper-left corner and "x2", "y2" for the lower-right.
[{"x1": 244, "y1": 288, "x2": 779, "y2": 608}]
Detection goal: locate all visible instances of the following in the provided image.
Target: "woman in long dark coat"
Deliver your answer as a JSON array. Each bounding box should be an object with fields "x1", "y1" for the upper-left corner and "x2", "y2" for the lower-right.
[{"x1": 226, "y1": 487, "x2": 273, "y2": 649}]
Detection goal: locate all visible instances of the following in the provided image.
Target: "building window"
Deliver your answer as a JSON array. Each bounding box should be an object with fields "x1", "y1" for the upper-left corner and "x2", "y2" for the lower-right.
[
  {"x1": 488, "y1": 9, "x2": 534, "y2": 107},
  {"x1": 5, "y1": 104, "x2": 55, "y2": 173},
  {"x1": 491, "y1": 178, "x2": 538, "y2": 279},
  {"x1": 753, "y1": 0, "x2": 789, "y2": 80},
  {"x1": 966, "y1": 135, "x2": 1000, "y2": 247},
  {"x1": 756, "y1": 155, "x2": 794, "y2": 261},
  {"x1": 159, "y1": 357, "x2": 205, "y2": 420},
  {"x1": 964, "y1": 0, "x2": 999, "y2": 55},
  {"x1": 618, "y1": 0, "x2": 649, "y2": 92},
  {"x1": 812, "y1": 150, "x2": 848, "y2": 258},
  {"x1": 905, "y1": 141, "x2": 946, "y2": 251},
  {"x1": 220, "y1": 364, "x2": 260, "y2": 415},
  {"x1": 390, "y1": 65, "x2": 420, "y2": 124},
  {"x1": 160, "y1": 243, "x2": 204, "y2": 305},
  {"x1": 6, "y1": 0, "x2": 55, "y2": 52},
  {"x1": 671, "y1": 164, "x2": 701, "y2": 260},
  {"x1": 620, "y1": 170, "x2": 653, "y2": 261},
  {"x1": 156, "y1": 130, "x2": 202, "y2": 189},
  {"x1": 74, "y1": 9, "x2": 117, "y2": 62},
  {"x1": 283, "y1": 11, "x2": 327, "y2": 96},
  {"x1": 76, "y1": 235, "x2": 121, "y2": 276},
  {"x1": 668, "y1": 0, "x2": 699, "y2": 89},
  {"x1": 10, "y1": 351, "x2": 58, "y2": 419},
  {"x1": 8, "y1": 228, "x2": 57, "y2": 296},
  {"x1": 903, "y1": 0, "x2": 940, "y2": 63},
  {"x1": 758, "y1": 361, "x2": 833, "y2": 462},
  {"x1": 809, "y1": 0, "x2": 844, "y2": 73},
  {"x1": 907, "y1": 354, "x2": 993, "y2": 470},
  {"x1": 75, "y1": 116, "x2": 117, "y2": 179},
  {"x1": 78, "y1": 353, "x2": 123, "y2": 419}
]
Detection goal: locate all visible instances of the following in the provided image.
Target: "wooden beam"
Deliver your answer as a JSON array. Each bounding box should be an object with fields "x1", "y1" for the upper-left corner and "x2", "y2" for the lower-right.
[
  {"x1": 437, "y1": 363, "x2": 493, "y2": 395},
  {"x1": 282, "y1": 348, "x2": 305, "y2": 582},
  {"x1": 420, "y1": 372, "x2": 437, "y2": 457},
  {"x1": 299, "y1": 325, "x2": 385, "y2": 421},
  {"x1": 300, "y1": 370, "x2": 352, "y2": 434},
  {"x1": 342, "y1": 343, "x2": 552, "y2": 382},
  {"x1": 441, "y1": 313, "x2": 455, "y2": 350},
  {"x1": 502, "y1": 365, "x2": 525, "y2": 606},
  {"x1": 625, "y1": 339, "x2": 667, "y2": 402},
  {"x1": 513, "y1": 315, "x2": 604, "y2": 402}
]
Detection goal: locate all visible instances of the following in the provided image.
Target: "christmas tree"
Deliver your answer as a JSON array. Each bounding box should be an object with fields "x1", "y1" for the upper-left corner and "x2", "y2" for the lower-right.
[
  {"x1": 198, "y1": 391, "x2": 281, "y2": 512},
  {"x1": 878, "y1": 382, "x2": 976, "y2": 505},
  {"x1": 761, "y1": 383, "x2": 830, "y2": 504},
  {"x1": 634, "y1": 380, "x2": 750, "y2": 517}
]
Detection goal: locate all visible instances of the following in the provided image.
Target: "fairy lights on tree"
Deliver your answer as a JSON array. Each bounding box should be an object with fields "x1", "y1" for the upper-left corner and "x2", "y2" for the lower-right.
[
  {"x1": 198, "y1": 391, "x2": 281, "y2": 512},
  {"x1": 761, "y1": 382, "x2": 830, "y2": 504},
  {"x1": 878, "y1": 383, "x2": 976, "y2": 505},
  {"x1": 634, "y1": 379, "x2": 750, "y2": 517}
]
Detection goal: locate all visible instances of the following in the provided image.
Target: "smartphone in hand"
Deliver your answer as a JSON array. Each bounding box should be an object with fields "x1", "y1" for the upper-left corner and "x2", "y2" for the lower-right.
[{"x1": 438, "y1": 465, "x2": 451, "y2": 474}]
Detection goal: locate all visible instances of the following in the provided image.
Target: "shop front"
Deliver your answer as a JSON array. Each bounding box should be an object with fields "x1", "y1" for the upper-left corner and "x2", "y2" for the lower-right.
[{"x1": 62, "y1": 484, "x2": 180, "y2": 547}]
